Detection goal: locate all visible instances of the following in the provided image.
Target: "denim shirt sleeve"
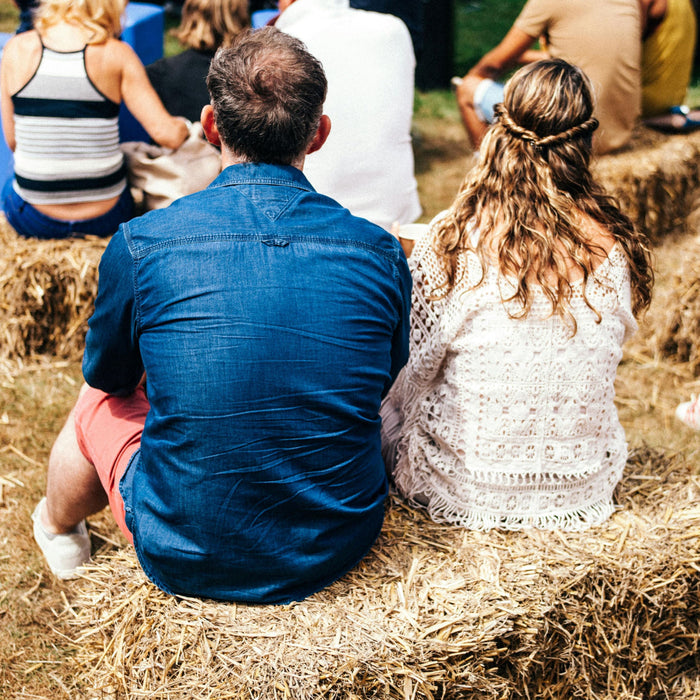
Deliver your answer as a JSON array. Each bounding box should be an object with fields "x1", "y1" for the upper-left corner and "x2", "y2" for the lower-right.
[
  {"x1": 385, "y1": 250, "x2": 412, "y2": 397},
  {"x1": 82, "y1": 226, "x2": 144, "y2": 395}
]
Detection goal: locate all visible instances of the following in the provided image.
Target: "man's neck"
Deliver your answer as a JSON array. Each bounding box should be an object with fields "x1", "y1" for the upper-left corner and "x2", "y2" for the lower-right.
[{"x1": 221, "y1": 148, "x2": 304, "y2": 171}]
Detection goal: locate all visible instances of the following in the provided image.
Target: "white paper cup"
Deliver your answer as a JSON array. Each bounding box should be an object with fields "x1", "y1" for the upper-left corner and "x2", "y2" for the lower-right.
[{"x1": 397, "y1": 223, "x2": 429, "y2": 257}]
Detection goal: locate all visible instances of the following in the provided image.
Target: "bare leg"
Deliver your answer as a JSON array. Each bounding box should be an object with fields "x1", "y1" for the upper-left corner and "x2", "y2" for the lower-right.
[
  {"x1": 42, "y1": 385, "x2": 108, "y2": 534},
  {"x1": 456, "y1": 75, "x2": 490, "y2": 151}
]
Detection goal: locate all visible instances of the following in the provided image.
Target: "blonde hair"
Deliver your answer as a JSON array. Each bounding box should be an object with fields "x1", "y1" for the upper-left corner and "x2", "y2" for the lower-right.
[
  {"x1": 435, "y1": 59, "x2": 653, "y2": 327},
  {"x1": 173, "y1": 0, "x2": 249, "y2": 52},
  {"x1": 35, "y1": 0, "x2": 126, "y2": 43}
]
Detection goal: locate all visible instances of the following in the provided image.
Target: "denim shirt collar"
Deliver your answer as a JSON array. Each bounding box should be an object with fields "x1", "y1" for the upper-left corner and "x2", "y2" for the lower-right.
[{"x1": 208, "y1": 162, "x2": 316, "y2": 193}]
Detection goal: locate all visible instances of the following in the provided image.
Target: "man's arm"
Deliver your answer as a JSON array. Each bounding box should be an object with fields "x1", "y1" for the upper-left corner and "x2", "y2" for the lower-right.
[
  {"x1": 83, "y1": 230, "x2": 144, "y2": 396},
  {"x1": 455, "y1": 27, "x2": 536, "y2": 149},
  {"x1": 466, "y1": 26, "x2": 537, "y2": 81}
]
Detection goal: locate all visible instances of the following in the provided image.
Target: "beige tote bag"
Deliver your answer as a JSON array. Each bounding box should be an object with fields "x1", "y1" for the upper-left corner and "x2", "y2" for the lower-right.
[{"x1": 121, "y1": 121, "x2": 221, "y2": 211}]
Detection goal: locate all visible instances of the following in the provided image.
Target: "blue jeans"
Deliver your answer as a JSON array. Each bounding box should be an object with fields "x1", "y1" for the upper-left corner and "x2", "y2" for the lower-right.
[
  {"x1": 474, "y1": 79, "x2": 505, "y2": 124},
  {"x1": 2, "y1": 178, "x2": 134, "y2": 239}
]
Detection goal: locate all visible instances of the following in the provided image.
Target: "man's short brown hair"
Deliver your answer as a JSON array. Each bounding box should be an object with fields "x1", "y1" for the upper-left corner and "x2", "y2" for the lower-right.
[{"x1": 206, "y1": 27, "x2": 328, "y2": 165}]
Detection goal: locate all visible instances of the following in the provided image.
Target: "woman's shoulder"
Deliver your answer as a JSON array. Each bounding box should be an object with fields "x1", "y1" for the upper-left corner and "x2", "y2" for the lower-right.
[
  {"x1": 1, "y1": 31, "x2": 42, "y2": 93},
  {"x1": 90, "y1": 37, "x2": 139, "y2": 65},
  {"x1": 577, "y1": 212, "x2": 617, "y2": 256},
  {"x1": 86, "y1": 37, "x2": 142, "y2": 82},
  {"x1": 2, "y1": 29, "x2": 41, "y2": 59}
]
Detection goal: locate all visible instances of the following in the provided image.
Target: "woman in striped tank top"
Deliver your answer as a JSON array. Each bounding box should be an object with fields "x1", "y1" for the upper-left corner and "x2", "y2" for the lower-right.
[{"x1": 0, "y1": 0, "x2": 189, "y2": 238}]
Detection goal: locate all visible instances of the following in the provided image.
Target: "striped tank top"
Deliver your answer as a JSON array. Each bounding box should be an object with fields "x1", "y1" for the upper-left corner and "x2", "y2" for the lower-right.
[{"x1": 12, "y1": 42, "x2": 126, "y2": 205}]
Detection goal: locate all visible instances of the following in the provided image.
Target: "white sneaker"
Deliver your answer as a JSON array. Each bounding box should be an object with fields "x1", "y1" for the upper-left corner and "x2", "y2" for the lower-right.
[
  {"x1": 675, "y1": 395, "x2": 700, "y2": 430},
  {"x1": 31, "y1": 497, "x2": 91, "y2": 579}
]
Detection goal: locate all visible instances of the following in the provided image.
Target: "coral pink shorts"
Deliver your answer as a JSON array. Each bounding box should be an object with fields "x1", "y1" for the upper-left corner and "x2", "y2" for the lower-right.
[{"x1": 73, "y1": 385, "x2": 149, "y2": 544}]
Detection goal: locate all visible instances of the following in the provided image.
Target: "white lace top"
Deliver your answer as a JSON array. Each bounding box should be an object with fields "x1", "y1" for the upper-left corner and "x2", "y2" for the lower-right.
[{"x1": 388, "y1": 218, "x2": 638, "y2": 531}]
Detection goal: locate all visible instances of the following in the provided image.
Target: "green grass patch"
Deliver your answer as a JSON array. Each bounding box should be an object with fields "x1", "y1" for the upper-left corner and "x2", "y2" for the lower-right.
[
  {"x1": 164, "y1": 14, "x2": 185, "y2": 58},
  {"x1": 414, "y1": 89, "x2": 460, "y2": 122},
  {"x1": 453, "y1": 0, "x2": 523, "y2": 75}
]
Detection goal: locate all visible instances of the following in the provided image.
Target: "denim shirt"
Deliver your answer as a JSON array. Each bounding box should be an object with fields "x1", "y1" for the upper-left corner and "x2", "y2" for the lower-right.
[{"x1": 83, "y1": 163, "x2": 411, "y2": 603}]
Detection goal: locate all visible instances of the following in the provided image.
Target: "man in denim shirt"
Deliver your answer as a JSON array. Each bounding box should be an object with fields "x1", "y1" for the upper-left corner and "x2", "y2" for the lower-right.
[{"x1": 32, "y1": 27, "x2": 411, "y2": 603}]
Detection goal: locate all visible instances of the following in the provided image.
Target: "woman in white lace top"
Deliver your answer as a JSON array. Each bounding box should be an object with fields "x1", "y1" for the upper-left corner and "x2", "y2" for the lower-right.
[{"x1": 383, "y1": 59, "x2": 653, "y2": 531}]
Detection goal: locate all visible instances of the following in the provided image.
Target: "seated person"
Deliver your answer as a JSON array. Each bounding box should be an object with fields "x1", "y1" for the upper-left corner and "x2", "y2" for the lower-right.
[
  {"x1": 641, "y1": 0, "x2": 700, "y2": 131},
  {"x1": 0, "y1": 0, "x2": 188, "y2": 239},
  {"x1": 348, "y1": 0, "x2": 425, "y2": 58},
  {"x1": 31, "y1": 27, "x2": 411, "y2": 603},
  {"x1": 382, "y1": 59, "x2": 653, "y2": 531},
  {"x1": 146, "y1": 0, "x2": 249, "y2": 125},
  {"x1": 275, "y1": 0, "x2": 421, "y2": 231},
  {"x1": 455, "y1": 0, "x2": 642, "y2": 155}
]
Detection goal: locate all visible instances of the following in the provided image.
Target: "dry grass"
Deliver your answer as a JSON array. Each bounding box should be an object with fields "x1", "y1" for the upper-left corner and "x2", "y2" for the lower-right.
[
  {"x1": 593, "y1": 127, "x2": 700, "y2": 245},
  {"x1": 1, "y1": 119, "x2": 700, "y2": 698},
  {"x1": 653, "y1": 224, "x2": 700, "y2": 375},
  {"x1": 64, "y1": 447, "x2": 700, "y2": 699},
  {"x1": 0, "y1": 225, "x2": 106, "y2": 367}
]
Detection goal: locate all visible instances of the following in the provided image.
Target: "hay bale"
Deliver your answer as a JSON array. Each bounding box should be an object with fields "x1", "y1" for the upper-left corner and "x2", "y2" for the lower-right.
[
  {"x1": 593, "y1": 127, "x2": 700, "y2": 245},
  {"x1": 66, "y1": 447, "x2": 700, "y2": 699},
  {"x1": 0, "y1": 220, "x2": 107, "y2": 364},
  {"x1": 0, "y1": 126, "x2": 698, "y2": 367},
  {"x1": 655, "y1": 237, "x2": 700, "y2": 372}
]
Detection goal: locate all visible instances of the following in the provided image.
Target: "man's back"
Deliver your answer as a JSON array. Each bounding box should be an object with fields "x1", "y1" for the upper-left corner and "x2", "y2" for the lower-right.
[
  {"x1": 514, "y1": 0, "x2": 641, "y2": 153},
  {"x1": 276, "y1": 0, "x2": 421, "y2": 230},
  {"x1": 84, "y1": 163, "x2": 411, "y2": 602}
]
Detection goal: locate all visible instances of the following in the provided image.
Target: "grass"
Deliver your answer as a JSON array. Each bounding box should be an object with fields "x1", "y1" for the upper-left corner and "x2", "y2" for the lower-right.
[{"x1": 453, "y1": 0, "x2": 523, "y2": 74}]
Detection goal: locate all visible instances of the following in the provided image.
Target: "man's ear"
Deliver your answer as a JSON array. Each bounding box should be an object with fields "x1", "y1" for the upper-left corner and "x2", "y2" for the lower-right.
[
  {"x1": 306, "y1": 114, "x2": 331, "y2": 155},
  {"x1": 201, "y1": 104, "x2": 222, "y2": 147}
]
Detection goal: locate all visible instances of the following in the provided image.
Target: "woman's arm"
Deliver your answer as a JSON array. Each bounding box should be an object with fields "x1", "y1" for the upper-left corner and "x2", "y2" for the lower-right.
[
  {"x1": 0, "y1": 34, "x2": 39, "y2": 151},
  {"x1": 111, "y1": 40, "x2": 189, "y2": 149},
  {"x1": 0, "y1": 41, "x2": 17, "y2": 152}
]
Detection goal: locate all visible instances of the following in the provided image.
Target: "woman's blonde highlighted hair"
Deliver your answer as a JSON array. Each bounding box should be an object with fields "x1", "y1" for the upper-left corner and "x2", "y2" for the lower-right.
[
  {"x1": 35, "y1": 0, "x2": 126, "y2": 43},
  {"x1": 173, "y1": 0, "x2": 249, "y2": 52},
  {"x1": 434, "y1": 59, "x2": 653, "y2": 327}
]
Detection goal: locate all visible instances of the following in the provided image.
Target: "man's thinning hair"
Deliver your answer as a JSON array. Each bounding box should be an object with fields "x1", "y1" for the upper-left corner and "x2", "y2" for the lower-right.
[{"x1": 206, "y1": 27, "x2": 327, "y2": 165}]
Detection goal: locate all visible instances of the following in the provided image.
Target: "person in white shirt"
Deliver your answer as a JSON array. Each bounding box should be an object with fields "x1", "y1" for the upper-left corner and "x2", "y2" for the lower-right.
[
  {"x1": 275, "y1": 0, "x2": 421, "y2": 231},
  {"x1": 381, "y1": 59, "x2": 654, "y2": 532}
]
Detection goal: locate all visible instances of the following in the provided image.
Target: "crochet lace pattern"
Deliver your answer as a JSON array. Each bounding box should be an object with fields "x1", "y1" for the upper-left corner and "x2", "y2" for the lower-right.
[{"x1": 388, "y1": 219, "x2": 638, "y2": 531}]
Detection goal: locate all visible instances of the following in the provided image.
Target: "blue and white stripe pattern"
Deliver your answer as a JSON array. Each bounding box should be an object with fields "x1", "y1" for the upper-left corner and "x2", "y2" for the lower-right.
[{"x1": 12, "y1": 45, "x2": 126, "y2": 205}]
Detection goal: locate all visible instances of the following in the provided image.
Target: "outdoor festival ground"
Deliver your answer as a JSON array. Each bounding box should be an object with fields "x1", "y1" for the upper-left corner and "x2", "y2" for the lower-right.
[{"x1": 0, "y1": 109, "x2": 699, "y2": 698}]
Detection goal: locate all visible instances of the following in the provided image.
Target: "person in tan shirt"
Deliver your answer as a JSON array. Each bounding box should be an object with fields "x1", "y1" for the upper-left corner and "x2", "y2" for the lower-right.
[{"x1": 456, "y1": 0, "x2": 642, "y2": 155}]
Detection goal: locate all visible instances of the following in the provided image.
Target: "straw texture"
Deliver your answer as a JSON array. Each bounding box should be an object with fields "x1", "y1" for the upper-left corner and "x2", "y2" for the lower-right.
[
  {"x1": 66, "y1": 447, "x2": 700, "y2": 699},
  {"x1": 0, "y1": 222, "x2": 106, "y2": 365},
  {"x1": 593, "y1": 127, "x2": 700, "y2": 245},
  {"x1": 657, "y1": 235, "x2": 700, "y2": 373}
]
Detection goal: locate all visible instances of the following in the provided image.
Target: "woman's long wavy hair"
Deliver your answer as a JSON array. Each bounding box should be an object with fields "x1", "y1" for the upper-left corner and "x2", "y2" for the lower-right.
[
  {"x1": 173, "y1": 0, "x2": 249, "y2": 52},
  {"x1": 433, "y1": 59, "x2": 653, "y2": 327}
]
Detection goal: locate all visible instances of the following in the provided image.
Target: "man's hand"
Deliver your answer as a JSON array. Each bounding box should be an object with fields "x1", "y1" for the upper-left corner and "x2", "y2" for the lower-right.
[{"x1": 455, "y1": 75, "x2": 483, "y2": 115}]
